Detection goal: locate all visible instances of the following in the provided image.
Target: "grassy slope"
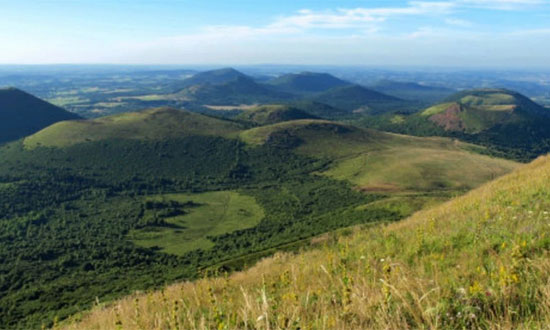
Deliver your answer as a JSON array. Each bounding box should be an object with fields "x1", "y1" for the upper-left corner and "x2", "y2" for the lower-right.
[
  {"x1": 236, "y1": 105, "x2": 317, "y2": 125},
  {"x1": 240, "y1": 120, "x2": 518, "y2": 193},
  {"x1": 24, "y1": 107, "x2": 243, "y2": 148},
  {"x1": 129, "y1": 191, "x2": 264, "y2": 255},
  {"x1": 65, "y1": 155, "x2": 550, "y2": 329}
]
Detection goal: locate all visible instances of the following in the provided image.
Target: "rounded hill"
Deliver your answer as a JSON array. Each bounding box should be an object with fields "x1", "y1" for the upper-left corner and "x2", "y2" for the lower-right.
[
  {"x1": 236, "y1": 104, "x2": 319, "y2": 125},
  {"x1": 23, "y1": 107, "x2": 244, "y2": 148}
]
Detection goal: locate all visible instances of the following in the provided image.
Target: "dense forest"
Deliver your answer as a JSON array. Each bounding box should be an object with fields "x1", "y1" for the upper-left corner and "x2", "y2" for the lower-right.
[{"x1": 0, "y1": 136, "x2": 398, "y2": 328}]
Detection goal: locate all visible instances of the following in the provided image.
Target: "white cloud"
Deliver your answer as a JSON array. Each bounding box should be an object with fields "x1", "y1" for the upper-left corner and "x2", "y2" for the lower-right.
[
  {"x1": 267, "y1": 1, "x2": 455, "y2": 31},
  {"x1": 458, "y1": 0, "x2": 550, "y2": 10},
  {"x1": 445, "y1": 18, "x2": 474, "y2": 26}
]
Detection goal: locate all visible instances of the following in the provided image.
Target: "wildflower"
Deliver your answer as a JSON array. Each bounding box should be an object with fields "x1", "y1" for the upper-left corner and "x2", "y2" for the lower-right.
[
  {"x1": 360, "y1": 255, "x2": 366, "y2": 260},
  {"x1": 380, "y1": 258, "x2": 385, "y2": 262}
]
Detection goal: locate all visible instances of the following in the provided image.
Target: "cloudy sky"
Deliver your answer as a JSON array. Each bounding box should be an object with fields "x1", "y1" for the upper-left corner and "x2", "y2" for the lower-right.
[{"x1": 1, "y1": 0, "x2": 549, "y2": 67}]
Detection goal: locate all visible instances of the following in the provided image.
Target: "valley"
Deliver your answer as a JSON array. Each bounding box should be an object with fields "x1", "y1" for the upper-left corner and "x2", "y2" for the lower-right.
[
  {"x1": 0, "y1": 66, "x2": 548, "y2": 329},
  {"x1": 3, "y1": 1, "x2": 550, "y2": 328}
]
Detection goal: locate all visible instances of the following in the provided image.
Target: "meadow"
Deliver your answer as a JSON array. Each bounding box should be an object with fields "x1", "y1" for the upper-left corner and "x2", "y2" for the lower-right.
[{"x1": 129, "y1": 191, "x2": 264, "y2": 255}]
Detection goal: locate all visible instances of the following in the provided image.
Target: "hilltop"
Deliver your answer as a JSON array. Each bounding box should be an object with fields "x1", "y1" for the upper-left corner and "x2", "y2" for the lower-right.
[
  {"x1": 358, "y1": 88, "x2": 550, "y2": 160},
  {"x1": 24, "y1": 107, "x2": 243, "y2": 148},
  {"x1": 311, "y1": 85, "x2": 416, "y2": 115},
  {"x1": 0, "y1": 87, "x2": 80, "y2": 143},
  {"x1": 176, "y1": 76, "x2": 293, "y2": 105},
  {"x1": 176, "y1": 68, "x2": 249, "y2": 88},
  {"x1": 64, "y1": 146, "x2": 550, "y2": 329},
  {"x1": 236, "y1": 104, "x2": 318, "y2": 125},
  {"x1": 267, "y1": 72, "x2": 350, "y2": 94}
]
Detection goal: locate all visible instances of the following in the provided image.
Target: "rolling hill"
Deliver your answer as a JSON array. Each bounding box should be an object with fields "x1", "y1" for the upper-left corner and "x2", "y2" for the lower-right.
[
  {"x1": 64, "y1": 138, "x2": 550, "y2": 330},
  {"x1": 240, "y1": 119, "x2": 517, "y2": 193},
  {"x1": 236, "y1": 104, "x2": 318, "y2": 125},
  {"x1": 176, "y1": 76, "x2": 293, "y2": 105},
  {"x1": 369, "y1": 79, "x2": 455, "y2": 103},
  {"x1": 176, "y1": 67, "x2": 249, "y2": 88},
  {"x1": 0, "y1": 87, "x2": 80, "y2": 143},
  {"x1": 267, "y1": 72, "x2": 350, "y2": 94},
  {"x1": 311, "y1": 85, "x2": 416, "y2": 115},
  {"x1": 357, "y1": 88, "x2": 550, "y2": 160},
  {"x1": 24, "y1": 107, "x2": 243, "y2": 148},
  {"x1": 0, "y1": 107, "x2": 519, "y2": 328}
]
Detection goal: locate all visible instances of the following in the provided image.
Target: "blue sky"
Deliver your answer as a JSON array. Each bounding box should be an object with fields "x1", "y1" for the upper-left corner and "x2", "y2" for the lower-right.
[{"x1": 1, "y1": 0, "x2": 550, "y2": 67}]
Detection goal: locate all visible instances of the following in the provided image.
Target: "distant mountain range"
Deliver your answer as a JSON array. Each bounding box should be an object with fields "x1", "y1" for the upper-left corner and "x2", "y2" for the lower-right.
[
  {"x1": 0, "y1": 87, "x2": 80, "y2": 144},
  {"x1": 368, "y1": 80, "x2": 455, "y2": 103},
  {"x1": 171, "y1": 68, "x2": 418, "y2": 115}
]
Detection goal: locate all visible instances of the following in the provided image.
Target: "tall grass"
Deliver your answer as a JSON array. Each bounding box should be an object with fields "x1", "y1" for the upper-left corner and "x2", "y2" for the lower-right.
[{"x1": 63, "y1": 156, "x2": 550, "y2": 329}]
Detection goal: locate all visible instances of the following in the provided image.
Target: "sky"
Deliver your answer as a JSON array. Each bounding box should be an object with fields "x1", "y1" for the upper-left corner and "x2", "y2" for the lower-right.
[{"x1": 1, "y1": 0, "x2": 550, "y2": 67}]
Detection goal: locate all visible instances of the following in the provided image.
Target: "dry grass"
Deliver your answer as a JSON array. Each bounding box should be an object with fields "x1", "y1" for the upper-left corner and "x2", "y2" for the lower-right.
[{"x1": 62, "y1": 156, "x2": 550, "y2": 330}]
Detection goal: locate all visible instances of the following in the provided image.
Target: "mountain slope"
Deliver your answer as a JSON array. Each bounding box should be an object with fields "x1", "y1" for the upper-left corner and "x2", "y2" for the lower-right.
[
  {"x1": 65, "y1": 154, "x2": 550, "y2": 329},
  {"x1": 0, "y1": 108, "x2": 394, "y2": 328},
  {"x1": 1, "y1": 107, "x2": 518, "y2": 328},
  {"x1": 240, "y1": 120, "x2": 518, "y2": 193},
  {"x1": 24, "y1": 107, "x2": 243, "y2": 148},
  {"x1": 267, "y1": 72, "x2": 350, "y2": 94},
  {"x1": 369, "y1": 80, "x2": 455, "y2": 103},
  {"x1": 287, "y1": 100, "x2": 351, "y2": 119},
  {"x1": 236, "y1": 104, "x2": 318, "y2": 125},
  {"x1": 357, "y1": 89, "x2": 550, "y2": 160},
  {"x1": 177, "y1": 68, "x2": 249, "y2": 88},
  {"x1": 176, "y1": 76, "x2": 293, "y2": 105},
  {"x1": 311, "y1": 85, "x2": 416, "y2": 115},
  {"x1": 0, "y1": 87, "x2": 80, "y2": 143}
]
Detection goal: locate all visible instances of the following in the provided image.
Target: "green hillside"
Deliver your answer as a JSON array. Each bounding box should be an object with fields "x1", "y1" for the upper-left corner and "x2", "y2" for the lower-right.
[
  {"x1": 0, "y1": 108, "x2": 389, "y2": 328},
  {"x1": 176, "y1": 68, "x2": 249, "y2": 88},
  {"x1": 0, "y1": 87, "x2": 80, "y2": 144},
  {"x1": 0, "y1": 107, "x2": 519, "y2": 328},
  {"x1": 240, "y1": 120, "x2": 517, "y2": 193},
  {"x1": 64, "y1": 144, "x2": 550, "y2": 330},
  {"x1": 24, "y1": 107, "x2": 243, "y2": 148},
  {"x1": 176, "y1": 76, "x2": 293, "y2": 105},
  {"x1": 287, "y1": 100, "x2": 351, "y2": 119},
  {"x1": 267, "y1": 72, "x2": 350, "y2": 94},
  {"x1": 311, "y1": 85, "x2": 416, "y2": 115},
  {"x1": 357, "y1": 89, "x2": 550, "y2": 161},
  {"x1": 236, "y1": 104, "x2": 318, "y2": 125}
]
